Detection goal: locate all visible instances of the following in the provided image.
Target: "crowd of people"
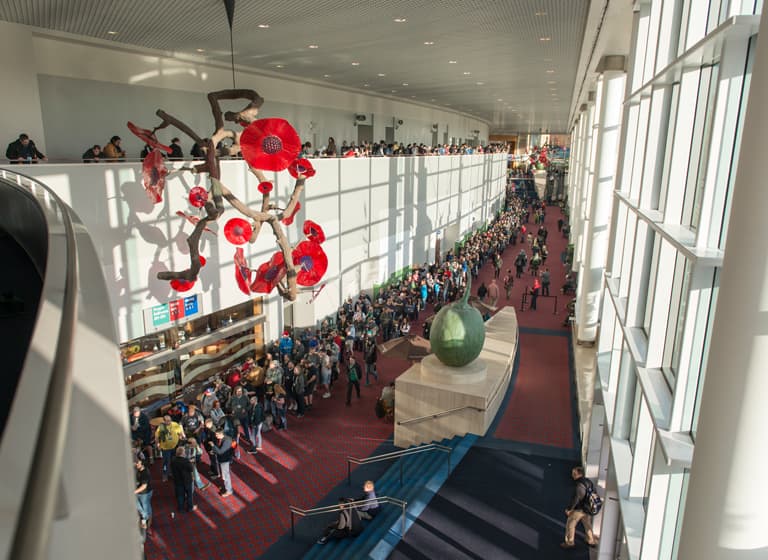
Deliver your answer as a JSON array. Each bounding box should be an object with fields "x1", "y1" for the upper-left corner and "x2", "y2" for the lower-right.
[{"x1": 128, "y1": 183, "x2": 573, "y2": 547}]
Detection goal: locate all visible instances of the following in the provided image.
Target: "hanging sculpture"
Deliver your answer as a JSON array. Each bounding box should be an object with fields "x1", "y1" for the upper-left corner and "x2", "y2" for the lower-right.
[{"x1": 128, "y1": 89, "x2": 326, "y2": 301}]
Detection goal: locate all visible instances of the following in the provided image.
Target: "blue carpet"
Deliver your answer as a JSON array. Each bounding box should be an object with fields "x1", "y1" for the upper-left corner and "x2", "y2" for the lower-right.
[{"x1": 389, "y1": 447, "x2": 590, "y2": 559}]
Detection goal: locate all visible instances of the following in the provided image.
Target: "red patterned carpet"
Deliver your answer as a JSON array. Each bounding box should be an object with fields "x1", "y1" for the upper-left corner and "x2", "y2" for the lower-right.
[{"x1": 144, "y1": 197, "x2": 575, "y2": 559}]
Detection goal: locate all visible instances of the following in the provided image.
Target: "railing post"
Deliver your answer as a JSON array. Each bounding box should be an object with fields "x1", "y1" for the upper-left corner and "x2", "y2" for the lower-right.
[
  {"x1": 291, "y1": 510, "x2": 295, "y2": 539},
  {"x1": 401, "y1": 503, "x2": 406, "y2": 536}
]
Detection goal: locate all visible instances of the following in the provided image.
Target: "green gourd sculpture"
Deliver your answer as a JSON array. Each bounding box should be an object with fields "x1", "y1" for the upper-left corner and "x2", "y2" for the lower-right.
[{"x1": 429, "y1": 276, "x2": 485, "y2": 367}]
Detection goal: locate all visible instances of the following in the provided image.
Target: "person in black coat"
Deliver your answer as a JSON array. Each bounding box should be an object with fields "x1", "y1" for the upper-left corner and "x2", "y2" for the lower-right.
[
  {"x1": 169, "y1": 137, "x2": 184, "y2": 160},
  {"x1": 130, "y1": 406, "x2": 153, "y2": 464},
  {"x1": 82, "y1": 145, "x2": 102, "y2": 162},
  {"x1": 6, "y1": 133, "x2": 46, "y2": 163},
  {"x1": 170, "y1": 447, "x2": 196, "y2": 512},
  {"x1": 363, "y1": 336, "x2": 378, "y2": 386}
]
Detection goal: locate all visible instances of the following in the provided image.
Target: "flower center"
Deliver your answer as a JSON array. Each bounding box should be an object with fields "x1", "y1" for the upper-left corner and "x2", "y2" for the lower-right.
[
  {"x1": 300, "y1": 255, "x2": 314, "y2": 271},
  {"x1": 265, "y1": 266, "x2": 280, "y2": 281},
  {"x1": 262, "y1": 135, "x2": 283, "y2": 155}
]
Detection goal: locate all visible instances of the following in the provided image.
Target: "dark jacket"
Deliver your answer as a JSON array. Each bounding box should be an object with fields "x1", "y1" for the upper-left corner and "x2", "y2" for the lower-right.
[
  {"x1": 568, "y1": 476, "x2": 590, "y2": 511},
  {"x1": 6, "y1": 139, "x2": 44, "y2": 161},
  {"x1": 82, "y1": 148, "x2": 101, "y2": 162},
  {"x1": 170, "y1": 456, "x2": 194, "y2": 486},
  {"x1": 169, "y1": 143, "x2": 184, "y2": 160},
  {"x1": 212, "y1": 436, "x2": 234, "y2": 463},
  {"x1": 130, "y1": 412, "x2": 152, "y2": 444}
]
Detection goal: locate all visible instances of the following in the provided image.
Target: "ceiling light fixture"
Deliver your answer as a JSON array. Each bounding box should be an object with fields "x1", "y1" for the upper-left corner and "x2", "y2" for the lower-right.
[
  {"x1": 351, "y1": 62, "x2": 360, "y2": 66},
  {"x1": 107, "y1": 30, "x2": 118, "y2": 35},
  {"x1": 476, "y1": 82, "x2": 484, "y2": 85},
  {"x1": 402, "y1": 82, "x2": 408, "y2": 86},
  {"x1": 394, "y1": 17, "x2": 407, "y2": 23},
  {"x1": 308, "y1": 44, "x2": 319, "y2": 49},
  {"x1": 391, "y1": 89, "x2": 398, "y2": 93},
  {"x1": 258, "y1": 24, "x2": 270, "y2": 28},
  {"x1": 363, "y1": 83, "x2": 370, "y2": 87},
  {"x1": 424, "y1": 41, "x2": 435, "y2": 45},
  {"x1": 463, "y1": 71, "x2": 471, "y2": 75},
  {"x1": 275, "y1": 64, "x2": 284, "y2": 68},
  {"x1": 535, "y1": 11, "x2": 548, "y2": 16},
  {"x1": 540, "y1": 37, "x2": 551, "y2": 41},
  {"x1": 546, "y1": 69, "x2": 555, "y2": 73},
  {"x1": 377, "y1": 73, "x2": 386, "y2": 77},
  {"x1": 497, "y1": 98, "x2": 503, "y2": 102},
  {"x1": 196, "y1": 48, "x2": 205, "y2": 53},
  {"x1": 323, "y1": 74, "x2": 330, "y2": 78},
  {"x1": 449, "y1": 60, "x2": 457, "y2": 64}
]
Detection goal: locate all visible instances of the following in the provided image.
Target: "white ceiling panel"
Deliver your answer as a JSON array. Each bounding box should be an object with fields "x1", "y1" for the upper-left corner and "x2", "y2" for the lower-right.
[{"x1": 0, "y1": 0, "x2": 589, "y2": 132}]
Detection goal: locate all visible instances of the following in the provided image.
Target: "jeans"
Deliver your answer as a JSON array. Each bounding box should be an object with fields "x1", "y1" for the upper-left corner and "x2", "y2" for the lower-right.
[
  {"x1": 194, "y1": 466, "x2": 206, "y2": 489},
  {"x1": 365, "y1": 362, "x2": 378, "y2": 384},
  {"x1": 136, "y1": 490, "x2": 153, "y2": 522},
  {"x1": 161, "y1": 448, "x2": 174, "y2": 477},
  {"x1": 249, "y1": 422, "x2": 263, "y2": 448},
  {"x1": 220, "y1": 461, "x2": 233, "y2": 493},
  {"x1": 174, "y1": 480, "x2": 194, "y2": 511},
  {"x1": 272, "y1": 401, "x2": 287, "y2": 429}
]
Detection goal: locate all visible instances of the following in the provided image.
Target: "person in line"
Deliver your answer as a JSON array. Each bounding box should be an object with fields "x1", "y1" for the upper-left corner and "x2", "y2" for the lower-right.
[
  {"x1": 561, "y1": 466, "x2": 599, "y2": 549},
  {"x1": 503, "y1": 269, "x2": 514, "y2": 300},
  {"x1": 134, "y1": 457, "x2": 153, "y2": 529},
  {"x1": 6, "y1": 133, "x2": 46, "y2": 163},
  {"x1": 130, "y1": 406, "x2": 153, "y2": 465},
  {"x1": 103, "y1": 135, "x2": 126, "y2": 160},
  {"x1": 211, "y1": 429, "x2": 234, "y2": 497},
  {"x1": 346, "y1": 356, "x2": 362, "y2": 406},
  {"x1": 487, "y1": 278, "x2": 500, "y2": 308},
  {"x1": 541, "y1": 268, "x2": 551, "y2": 296},
  {"x1": 247, "y1": 396, "x2": 264, "y2": 453},
  {"x1": 171, "y1": 447, "x2": 196, "y2": 513},
  {"x1": 363, "y1": 335, "x2": 378, "y2": 386},
  {"x1": 169, "y1": 137, "x2": 184, "y2": 159},
  {"x1": 356, "y1": 480, "x2": 381, "y2": 520},
  {"x1": 529, "y1": 277, "x2": 541, "y2": 311},
  {"x1": 82, "y1": 144, "x2": 102, "y2": 162},
  {"x1": 317, "y1": 498, "x2": 363, "y2": 544},
  {"x1": 155, "y1": 415, "x2": 185, "y2": 482}
]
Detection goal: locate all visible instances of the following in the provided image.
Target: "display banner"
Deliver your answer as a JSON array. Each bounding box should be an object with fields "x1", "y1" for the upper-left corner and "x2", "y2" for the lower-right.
[{"x1": 143, "y1": 294, "x2": 202, "y2": 334}]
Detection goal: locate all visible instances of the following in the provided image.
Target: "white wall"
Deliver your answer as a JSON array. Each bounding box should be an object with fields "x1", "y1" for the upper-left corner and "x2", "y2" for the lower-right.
[
  {"x1": 0, "y1": 22, "x2": 47, "y2": 154},
  {"x1": 19, "y1": 154, "x2": 506, "y2": 343},
  {"x1": 0, "y1": 24, "x2": 489, "y2": 160}
]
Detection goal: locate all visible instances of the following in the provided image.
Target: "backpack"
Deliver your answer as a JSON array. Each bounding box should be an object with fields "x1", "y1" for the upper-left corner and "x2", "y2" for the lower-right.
[{"x1": 578, "y1": 479, "x2": 602, "y2": 515}]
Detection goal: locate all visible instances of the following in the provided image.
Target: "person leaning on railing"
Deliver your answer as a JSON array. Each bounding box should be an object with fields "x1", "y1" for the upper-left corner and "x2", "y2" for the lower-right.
[{"x1": 6, "y1": 133, "x2": 46, "y2": 163}]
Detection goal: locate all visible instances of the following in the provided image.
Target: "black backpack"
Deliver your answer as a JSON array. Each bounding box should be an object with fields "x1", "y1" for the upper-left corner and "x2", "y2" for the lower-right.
[{"x1": 578, "y1": 478, "x2": 603, "y2": 515}]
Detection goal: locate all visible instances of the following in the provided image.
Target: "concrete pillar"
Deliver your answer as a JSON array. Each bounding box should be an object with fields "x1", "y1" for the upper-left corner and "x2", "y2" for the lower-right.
[
  {"x1": 677, "y1": 12, "x2": 768, "y2": 559},
  {"x1": 576, "y1": 67, "x2": 626, "y2": 343}
]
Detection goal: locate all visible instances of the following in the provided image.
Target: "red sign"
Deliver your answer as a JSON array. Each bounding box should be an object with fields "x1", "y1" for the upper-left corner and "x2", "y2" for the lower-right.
[{"x1": 168, "y1": 299, "x2": 185, "y2": 322}]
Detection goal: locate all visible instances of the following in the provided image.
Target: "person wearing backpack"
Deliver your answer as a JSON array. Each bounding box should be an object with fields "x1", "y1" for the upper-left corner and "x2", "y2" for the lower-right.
[
  {"x1": 561, "y1": 466, "x2": 599, "y2": 549},
  {"x1": 345, "y1": 356, "x2": 362, "y2": 406}
]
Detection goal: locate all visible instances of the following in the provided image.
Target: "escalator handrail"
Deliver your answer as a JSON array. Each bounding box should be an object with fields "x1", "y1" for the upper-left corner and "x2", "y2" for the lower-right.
[{"x1": 0, "y1": 169, "x2": 79, "y2": 560}]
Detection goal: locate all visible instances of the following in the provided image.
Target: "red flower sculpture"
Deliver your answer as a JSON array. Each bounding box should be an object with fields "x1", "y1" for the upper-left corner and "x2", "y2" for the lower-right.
[
  {"x1": 282, "y1": 202, "x2": 301, "y2": 225},
  {"x1": 142, "y1": 150, "x2": 169, "y2": 203},
  {"x1": 128, "y1": 122, "x2": 172, "y2": 154},
  {"x1": 292, "y1": 240, "x2": 328, "y2": 286},
  {"x1": 258, "y1": 181, "x2": 273, "y2": 195},
  {"x1": 189, "y1": 186, "x2": 208, "y2": 208},
  {"x1": 170, "y1": 278, "x2": 195, "y2": 292},
  {"x1": 175, "y1": 211, "x2": 217, "y2": 235},
  {"x1": 287, "y1": 158, "x2": 316, "y2": 179},
  {"x1": 302, "y1": 220, "x2": 326, "y2": 243},
  {"x1": 251, "y1": 251, "x2": 287, "y2": 293},
  {"x1": 240, "y1": 118, "x2": 301, "y2": 171},
  {"x1": 234, "y1": 247, "x2": 252, "y2": 295},
  {"x1": 224, "y1": 218, "x2": 253, "y2": 245}
]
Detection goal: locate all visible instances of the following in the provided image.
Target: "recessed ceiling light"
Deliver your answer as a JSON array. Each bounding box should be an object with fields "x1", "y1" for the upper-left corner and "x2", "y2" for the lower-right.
[
  {"x1": 463, "y1": 71, "x2": 471, "y2": 75},
  {"x1": 394, "y1": 17, "x2": 407, "y2": 23},
  {"x1": 377, "y1": 73, "x2": 386, "y2": 77},
  {"x1": 476, "y1": 82, "x2": 484, "y2": 85},
  {"x1": 546, "y1": 69, "x2": 555, "y2": 73},
  {"x1": 391, "y1": 89, "x2": 398, "y2": 93},
  {"x1": 449, "y1": 60, "x2": 458, "y2": 64},
  {"x1": 351, "y1": 62, "x2": 360, "y2": 66},
  {"x1": 497, "y1": 98, "x2": 503, "y2": 101},
  {"x1": 540, "y1": 37, "x2": 551, "y2": 41},
  {"x1": 547, "y1": 81, "x2": 557, "y2": 84},
  {"x1": 308, "y1": 44, "x2": 319, "y2": 49},
  {"x1": 363, "y1": 83, "x2": 370, "y2": 87},
  {"x1": 402, "y1": 82, "x2": 409, "y2": 86},
  {"x1": 275, "y1": 64, "x2": 284, "y2": 68},
  {"x1": 107, "y1": 30, "x2": 118, "y2": 35},
  {"x1": 258, "y1": 24, "x2": 270, "y2": 28},
  {"x1": 424, "y1": 41, "x2": 435, "y2": 45},
  {"x1": 196, "y1": 48, "x2": 205, "y2": 53},
  {"x1": 323, "y1": 74, "x2": 330, "y2": 78},
  {"x1": 535, "y1": 11, "x2": 548, "y2": 16}
]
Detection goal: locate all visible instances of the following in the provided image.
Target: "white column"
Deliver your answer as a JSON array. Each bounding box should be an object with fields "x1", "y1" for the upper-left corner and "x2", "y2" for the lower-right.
[
  {"x1": 576, "y1": 70, "x2": 627, "y2": 342},
  {"x1": 677, "y1": 12, "x2": 768, "y2": 559}
]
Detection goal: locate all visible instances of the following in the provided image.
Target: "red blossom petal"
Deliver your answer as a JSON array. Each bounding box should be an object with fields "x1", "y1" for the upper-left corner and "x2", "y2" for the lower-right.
[
  {"x1": 343, "y1": 149, "x2": 356, "y2": 158},
  {"x1": 251, "y1": 251, "x2": 287, "y2": 293},
  {"x1": 199, "y1": 255, "x2": 207, "y2": 266},
  {"x1": 188, "y1": 186, "x2": 208, "y2": 208},
  {"x1": 292, "y1": 240, "x2": 328, "y2": 286},
  {"x1": 287, "y1": 158, "x2": 316, "y2": 179},
  {"x1": 282, "y1": 202, "x2": 301, "y2": 225},
  {"x1": 128, "y1": 122, "x2": 172, "y2": 154},
  {"x1": 302, "y1": 220, "x2": 326, "y2": 243},
  {"x1": 142, "y1": 150, "x2": 169, "y2": 203},
  {"x1": 258, "y1": 181, "x2": 274, "y2": 195},
  {"x1": 240, "y1": 118, "x2": 301, "y2": 171},
  {"x1": 234, "y1": 248, "x2": 252, "y2": 295},
  {"x1": 224, "y1": 218, "x2": 253, "y2": 245},
  {"x1": 175, "y1": 211, "x2": 217, "y2": 235},
  {"x1": 170, "y1": 278, "x2": 195, "y2": 292}
]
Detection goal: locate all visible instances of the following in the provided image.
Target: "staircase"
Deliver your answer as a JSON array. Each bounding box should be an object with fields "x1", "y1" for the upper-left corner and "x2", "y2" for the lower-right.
[{"x1": 302, "y1": 433, "x2": 478, "y2": 560}]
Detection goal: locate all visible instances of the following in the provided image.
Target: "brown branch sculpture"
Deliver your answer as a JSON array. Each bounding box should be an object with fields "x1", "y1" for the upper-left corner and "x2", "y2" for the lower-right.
[{"x1": 140, "y1": 89, "x2": 315, "y2": 301}]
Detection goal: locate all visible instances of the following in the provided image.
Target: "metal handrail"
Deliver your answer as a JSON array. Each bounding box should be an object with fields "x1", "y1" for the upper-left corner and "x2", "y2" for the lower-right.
[
  {"x1": 0, "y1": 169, "x2": 79, "y2": 560},
  {"x1": 396, "y1": 405, "x2": 485, "y2": 427},
  {"x1": 347, "y1": 443, "x2": 453, "y2": 486},
  {"x1": 289, "y1": 496, "x2": 408, "y2": 539}
]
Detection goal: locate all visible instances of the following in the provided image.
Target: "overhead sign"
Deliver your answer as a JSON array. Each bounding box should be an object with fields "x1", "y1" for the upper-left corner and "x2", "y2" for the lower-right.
[{"x1": 143, "y1": 294, "x2": 202, "y2": 334}]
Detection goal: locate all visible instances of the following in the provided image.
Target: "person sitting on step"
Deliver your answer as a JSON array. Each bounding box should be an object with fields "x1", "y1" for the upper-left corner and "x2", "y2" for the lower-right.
[{"x1": 317, "y1": 497, "x2": 363, "y2": 544}]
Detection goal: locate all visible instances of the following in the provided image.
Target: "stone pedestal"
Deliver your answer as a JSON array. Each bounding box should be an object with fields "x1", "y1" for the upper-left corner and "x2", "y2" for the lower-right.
[{"x1": 394, "y1": 307, "x2": 519, "y2": 448}]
